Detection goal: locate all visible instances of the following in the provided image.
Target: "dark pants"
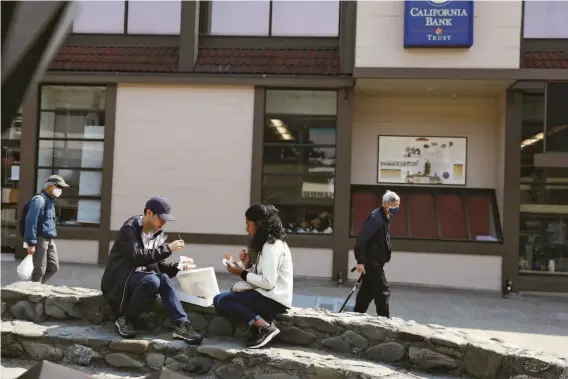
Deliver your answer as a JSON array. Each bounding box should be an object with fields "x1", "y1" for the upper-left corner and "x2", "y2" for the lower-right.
[
  {"x1": 213, "y1": 291, "x2": 287, "y2": 326},
  {"x1": 124, "y1": 272, "x2": 187, "y2": 326},
  {"x1": 31, "y1": 237, "x2": 59, "y2": 283},
  {"x1": 354, "y1": 264, "x2": 390, "y2": 318}
]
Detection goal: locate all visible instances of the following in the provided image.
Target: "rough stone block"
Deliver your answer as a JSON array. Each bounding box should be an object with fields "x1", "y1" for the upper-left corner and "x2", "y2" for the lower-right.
[
  {"x1": 208, "y1": 317, "x2": 234, "y2": 336},
  {"x1": 109, "y1": 339, "x2": 150, "y2": 354},
  {"x1": 197, "y1": 345, "x2": 238, "y2": 361},
  {"x1": 294, "y1": 315, "x2": 337, "y2": 334},
  {"x1": 430, "y1": 332, "x2": 466, "y2": 349},
  {"x1": 9, "y1": 300, "x2": 44, "y2": 321},
  {"x1": 63, "y1": 344, "x2": 100, "y2": 366},
  {"x1": 320, "y1": 330, "x2": 367, "y2": 354},
  {"x1": 364, "y1": 342, "x2": 406, "y2": 363},
  {"x1": 185, "y1": 355, "x2": 215, "y2": 375},
  {"x1": 396, "y1": 325, "x2": 435, "y2": 342},
  {"x1": 277, "y1": 326, "x2": 317, "y2": 346},
  {"x1": 1, "y1": 342, "x2": 24, "y2": 358},
  {"x1": 150, "y1": 339, "x2": 188, "y2": 355},
  {"x1": 105, "y1": 352, "x2": 144, "y2": 368},
  {"x1": 147, "y1": 352, "x2": 166, "y2": 369},
  {"x1": 216, "y1": 362, "x2": 246, "y2": 379},
  {"x1": 463, "y1": 343, "x2": 508, "y2": 379},
  {"x1": 360, "y1": 324, "x2": 390, "y2": 342},
  {"x1": 312, "y1": 364, "x2": 343, "y2": 379},
  {"x1": 22, "y1": 341, "x2": 63, "y2": 361},
  {"x1": 408, "y1": 346, "x2": 457, "y2": 371},
  {"x1": 187, "y1": 312, "x2": 209, "y2": 331},
  {"x1": 501, "y1": 352, "x2": 568, "y2": 379}
]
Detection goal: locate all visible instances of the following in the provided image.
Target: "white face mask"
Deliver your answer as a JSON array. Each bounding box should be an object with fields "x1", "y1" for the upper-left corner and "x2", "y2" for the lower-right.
[{"x1": 52, "y1": 188, "x2": 62, "y2": 198}]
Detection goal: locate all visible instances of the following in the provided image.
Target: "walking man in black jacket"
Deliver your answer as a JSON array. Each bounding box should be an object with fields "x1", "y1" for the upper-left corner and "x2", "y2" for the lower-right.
[
  {"x1": 353, "y1": 190, "x2": 400, "y2": 318},
  {"x1": 101, "y1": 196, "x2": 202, "y2": 344}
]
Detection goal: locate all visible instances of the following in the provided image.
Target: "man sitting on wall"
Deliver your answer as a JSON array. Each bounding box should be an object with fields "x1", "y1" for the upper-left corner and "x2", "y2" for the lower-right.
[
  {"x1": 353, "y1": 190, "x2": 400, "y2": 318},
  {"x1": 101, "y1": 196, "x2": 202, "y2": 344}
]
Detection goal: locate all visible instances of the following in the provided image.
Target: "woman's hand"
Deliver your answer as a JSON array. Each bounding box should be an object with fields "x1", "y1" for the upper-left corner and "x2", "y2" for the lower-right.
[
  {"x1": 227, "y1": 262, "x2": 244, "y2": 276},
  {"x1": 240, "y1": 249, "x2": 251, "y2": 268}
]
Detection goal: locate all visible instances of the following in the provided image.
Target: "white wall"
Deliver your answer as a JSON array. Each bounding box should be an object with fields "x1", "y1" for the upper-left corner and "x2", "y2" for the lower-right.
[
  {"x1": 356, "y1": 1, "x2": 522, "y2": 69},
  {"x1": 111, "y1": 84, "x2": 254, "y2": 235},
  {"x1": 57, "y1": 240, "x2": 98, "y2": 264},
  {"x1": 351, "y1": 94, "x2": 502, "y2": 190},
  {"x1": 348, "y1": 250, "x2": 502, "y2": 291}
]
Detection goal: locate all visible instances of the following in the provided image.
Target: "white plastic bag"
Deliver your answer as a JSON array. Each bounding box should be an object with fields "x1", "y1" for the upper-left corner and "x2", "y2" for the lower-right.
[
  {"x1": 177, "y1": 256, "x2": 196, "y2": 271},
  {"x1": 17, "y1": 255, "x2": 34, "y2": 281}
]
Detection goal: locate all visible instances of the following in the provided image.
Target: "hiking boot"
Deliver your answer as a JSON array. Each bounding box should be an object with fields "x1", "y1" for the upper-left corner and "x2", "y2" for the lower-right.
[
  {"x1": 115, "y1": 316, "x2": 136, "y2": 338},
  {"x1": 247, "y1": 323, "x2": 280, "y2": 349},
  {"x1": 245, "y1": 326, "x2": 261, "y2": 347},
  {"x1": 173, "y1": 321, "x2": 203, "y2": 345}
]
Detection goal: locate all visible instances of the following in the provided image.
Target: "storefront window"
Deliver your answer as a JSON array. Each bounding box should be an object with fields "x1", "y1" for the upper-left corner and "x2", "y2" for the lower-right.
[
  {"x1": 262, "y1": 90, "x2": 336, "y2": 235},
  {"x1": 518, "y1": 84, "x2": 568, "y2": 274},
  {"x1": 519, "y1": 214, "x2": 568, "y2": 273},
  {"x1": 1, "y1": 110, "x2": 22, "y2": 253},
  {"x1": 37, "y1": 86, "x2": 106, "y2": 226},
  {"x1": 545, "y1": 82, "x2": 568, "y2": 153},
  {"x1": 350, "y1": 185, "x2": 502, "y2": 242}
]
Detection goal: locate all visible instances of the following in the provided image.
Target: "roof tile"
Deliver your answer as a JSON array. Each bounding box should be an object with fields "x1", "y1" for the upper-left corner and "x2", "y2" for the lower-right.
[
  {"x1": 521, "y1": 51, "x2": 568, "y2": 69},
  {"x1": 49, "y1": 45, "x2": 340, "y2": 75},
  {"x1": 194, "y1": 48, "x2": 339, "y2": 75},
  {"x1": 50, "y1": 45, "x2": 179, "y2": 72}
]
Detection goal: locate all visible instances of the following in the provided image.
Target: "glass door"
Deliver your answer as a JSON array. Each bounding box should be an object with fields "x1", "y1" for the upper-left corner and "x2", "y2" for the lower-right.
[{"x1": 1, "y1": 110, "x2": 22, "y2": 254}]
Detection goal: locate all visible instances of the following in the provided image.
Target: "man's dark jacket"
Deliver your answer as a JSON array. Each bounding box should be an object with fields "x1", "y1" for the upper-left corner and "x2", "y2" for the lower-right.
[
  {"x1": 354, "y1": 207, "x2": 392, "y2": 266},
  {"x1": 101, "y1": 216, "x2": 179, "y2": 316}
]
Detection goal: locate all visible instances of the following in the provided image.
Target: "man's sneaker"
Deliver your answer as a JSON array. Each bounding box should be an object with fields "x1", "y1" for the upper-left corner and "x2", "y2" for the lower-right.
[
  {"x1": 245, "y1": 326, "x2": 260, "y2": 347},
  {"x1": 247, "y1": 323, "x2": 280, "y2": 349},
  {"x1": 115, "y1": 316, "x2": 136, "y2": 338},
  {"x1": 173, "y1": 321, "x2": 203, "y2": 345}
]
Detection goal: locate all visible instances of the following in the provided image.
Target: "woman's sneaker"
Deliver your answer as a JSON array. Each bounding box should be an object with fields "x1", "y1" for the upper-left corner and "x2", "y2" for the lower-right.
[
  {"x1": 115, "y1": 316, "x2": 136, "y2": 338},
  {"x1": 173, "y1": 321, "x2": 203, "y2": 345},
  {"x1": 248, "y1": 323, "x2": 280, "y2": 349},
  {"x1": 245, "y1": 326, "x2": 260, "y2": 347}
]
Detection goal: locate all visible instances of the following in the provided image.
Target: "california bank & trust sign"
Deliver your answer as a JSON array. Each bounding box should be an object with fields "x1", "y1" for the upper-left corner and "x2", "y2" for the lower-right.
[
  {"x1": 409, "y1": 7, "x2": 469, "y2": 36},
  {"x1": 404, "y1": 0, "x2": 474, "y2": 47}
]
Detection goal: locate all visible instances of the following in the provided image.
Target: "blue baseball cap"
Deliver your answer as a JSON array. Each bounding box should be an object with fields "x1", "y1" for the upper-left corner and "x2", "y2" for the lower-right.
[{"x1": 145, "y1": 196, "x2": 175, "y2": 221}]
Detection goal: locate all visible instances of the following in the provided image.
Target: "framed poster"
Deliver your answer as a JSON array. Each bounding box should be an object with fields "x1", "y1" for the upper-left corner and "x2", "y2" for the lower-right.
[{"x1": 377, "y1": 135, "x2": 467, "y2": 186}]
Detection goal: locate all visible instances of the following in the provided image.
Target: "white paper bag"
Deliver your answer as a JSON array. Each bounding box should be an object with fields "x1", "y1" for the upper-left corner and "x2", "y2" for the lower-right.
[{"x1": 17, "y1": 255, "x2": 34, "y2": 280}]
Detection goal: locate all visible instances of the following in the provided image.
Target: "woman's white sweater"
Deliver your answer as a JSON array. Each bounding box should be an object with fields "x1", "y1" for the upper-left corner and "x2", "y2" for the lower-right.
[{"x1": 246, "y1": 240, "x2": 294, "y2": 308}]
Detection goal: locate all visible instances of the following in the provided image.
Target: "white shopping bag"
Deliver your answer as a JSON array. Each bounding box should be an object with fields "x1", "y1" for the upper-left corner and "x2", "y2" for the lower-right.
[
  {"x1": 17, "y1": 255, "x2": 34, "y2": 280},
  {"x1": 176, "y1": 267, "x2": 220, "y2": 307}
]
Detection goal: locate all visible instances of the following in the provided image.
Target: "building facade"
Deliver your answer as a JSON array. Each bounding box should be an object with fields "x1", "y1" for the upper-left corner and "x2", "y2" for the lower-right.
[{"x1": 2, "y1": 0, "x2": 567, "y2": 293}]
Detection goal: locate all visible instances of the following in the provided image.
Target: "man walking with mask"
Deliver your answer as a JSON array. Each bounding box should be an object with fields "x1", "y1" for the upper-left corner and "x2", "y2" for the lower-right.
[
  {"x1": 353, "y1": 190, "x2": 400, "y2": 318},
  {"x1": 24, "y1": 175, "x2": 69, "y2": 283},
  {"x1": 101, "y1": 196, "x2": 202, "y2": 344}
]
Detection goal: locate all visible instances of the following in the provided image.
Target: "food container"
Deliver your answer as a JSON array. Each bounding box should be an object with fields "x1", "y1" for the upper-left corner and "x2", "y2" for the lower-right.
[{"x1": 176, "y1": 267, "x2": 220, "y2": 307}]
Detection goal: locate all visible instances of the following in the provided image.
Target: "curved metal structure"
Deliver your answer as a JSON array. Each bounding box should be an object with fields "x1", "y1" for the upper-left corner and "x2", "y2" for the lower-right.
[{"x1": 2, "y1": 1, "x2": 77, "y2": 134}]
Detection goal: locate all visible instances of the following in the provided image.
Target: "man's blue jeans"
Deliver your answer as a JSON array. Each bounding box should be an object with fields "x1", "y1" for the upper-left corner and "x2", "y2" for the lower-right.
[{"x1": 124, "y1": 272, "x2": 188, "y2": 326}]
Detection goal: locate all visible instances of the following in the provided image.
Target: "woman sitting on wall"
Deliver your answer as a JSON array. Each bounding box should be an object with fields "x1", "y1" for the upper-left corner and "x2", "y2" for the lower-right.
[{"x1": 214, "y1": 204, "x2": 293, "y2": 349}]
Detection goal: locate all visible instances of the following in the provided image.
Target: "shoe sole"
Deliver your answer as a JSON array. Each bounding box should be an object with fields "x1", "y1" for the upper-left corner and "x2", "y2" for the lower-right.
[
  {"x1": 114, "y1": 320, "x2": 135, "y2": 339},
  {"x1": 173, "y1": 332, "x2": 203, "y2": 345},
  {"x1": 248, "y1": 328, "x2": 280, "y2": 349}
]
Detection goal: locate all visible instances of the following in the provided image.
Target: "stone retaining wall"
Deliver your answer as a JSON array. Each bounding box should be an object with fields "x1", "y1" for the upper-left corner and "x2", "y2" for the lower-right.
[{"x1": 2, "y1": 282, "x2": 567, "y2": 379}]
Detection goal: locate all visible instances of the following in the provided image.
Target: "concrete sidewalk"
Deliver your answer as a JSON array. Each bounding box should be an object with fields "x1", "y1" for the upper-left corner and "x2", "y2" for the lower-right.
[{"x1": 2, "y1": 261, "x2": 567, "y2": 358}]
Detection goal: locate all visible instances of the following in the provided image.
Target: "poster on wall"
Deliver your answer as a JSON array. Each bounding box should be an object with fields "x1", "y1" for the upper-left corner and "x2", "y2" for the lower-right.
[{"x1": 377, "y1": 136, "x2": 467, "y2": 185}]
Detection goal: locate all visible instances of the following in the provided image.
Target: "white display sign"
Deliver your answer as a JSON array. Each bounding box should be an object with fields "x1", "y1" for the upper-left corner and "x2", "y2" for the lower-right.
[{"x1": 377, "y1": 136, "x2": 467, "y2": 185}]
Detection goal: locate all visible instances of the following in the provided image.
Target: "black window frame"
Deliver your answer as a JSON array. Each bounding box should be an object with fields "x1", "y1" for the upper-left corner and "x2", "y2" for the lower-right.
[
  {"x1": 349, "y1": 184, "x2": 504, "y2": 243},
  {"x1": 35, "y1": 85, "x2": 108, "y2": 228},
  {"x1": 199, "y1": 0, "x2": 342, "y2": 37},
  {"x1": 262, "y1": 89, "x2": 338, "y2": 236}
]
